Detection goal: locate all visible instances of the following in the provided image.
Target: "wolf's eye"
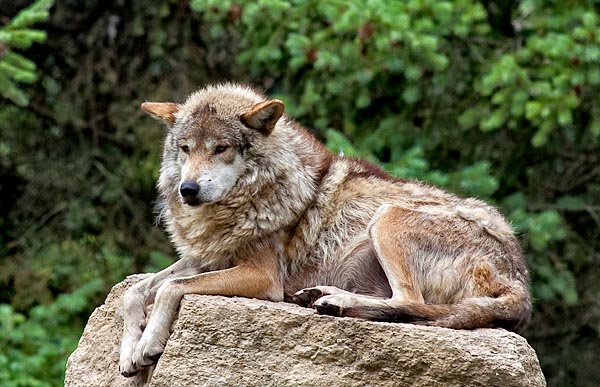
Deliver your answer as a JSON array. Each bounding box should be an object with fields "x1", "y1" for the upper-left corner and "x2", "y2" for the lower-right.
[
  {"x1": 180, "y1": 145, "x2": 189, "y2": 154},
  {"x1": 214, "y1": 145, "x2": 229, "y2": 154}
]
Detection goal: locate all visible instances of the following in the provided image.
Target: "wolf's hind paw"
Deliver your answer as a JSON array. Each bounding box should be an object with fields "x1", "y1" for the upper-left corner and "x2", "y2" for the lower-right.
[
  {"x1": 315, "y1": 298, "x2": 344, "y2": 317},
  {"x1": 292, "y1": 287, "x2": 326, "y2": 307},
  {"x1": 292, "y1": 285, "x2": 352, "y2": 307}
]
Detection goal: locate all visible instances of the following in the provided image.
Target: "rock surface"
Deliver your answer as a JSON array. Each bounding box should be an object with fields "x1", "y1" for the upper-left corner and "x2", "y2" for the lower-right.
[{"x1": 65, "y1": 274, "x2": 546, "y2": 387}]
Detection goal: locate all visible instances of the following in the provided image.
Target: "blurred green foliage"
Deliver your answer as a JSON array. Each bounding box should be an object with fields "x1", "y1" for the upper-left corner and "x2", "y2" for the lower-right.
[
  {"x1": 0, "y1": 0, "x2": 52, "y2": 106},
  {"x1": 0, "y1": 0, "x2": 598, "y2": 386},
  {"x1": 0, "y1": 279, "x2": 103, "y2": 387}
]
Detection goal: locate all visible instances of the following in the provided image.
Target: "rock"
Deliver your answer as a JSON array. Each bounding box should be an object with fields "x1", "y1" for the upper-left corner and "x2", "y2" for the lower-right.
[{"x1": 65, "y1": 274, "x2": 546, "y2": 387}]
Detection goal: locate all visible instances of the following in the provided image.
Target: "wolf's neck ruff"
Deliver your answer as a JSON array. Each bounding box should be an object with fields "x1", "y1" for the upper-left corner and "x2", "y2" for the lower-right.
[{"x1": 154, "y1": 84, "x2": 329, "y2": 270}]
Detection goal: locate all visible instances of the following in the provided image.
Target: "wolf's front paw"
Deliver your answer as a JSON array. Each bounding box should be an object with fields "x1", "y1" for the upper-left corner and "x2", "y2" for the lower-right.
[
  {"x1": 119, "y1": 344, "x2": 140, "y2": 377},
  {"x1": 132, "y1": 332, "x2": 166, "y2": 369},
  {"x1": 119, "y1": 333, "x2": 143, "y2": 377},
  {"x1": 119, "y1": 362, "x2": 139, "y2": 378}
]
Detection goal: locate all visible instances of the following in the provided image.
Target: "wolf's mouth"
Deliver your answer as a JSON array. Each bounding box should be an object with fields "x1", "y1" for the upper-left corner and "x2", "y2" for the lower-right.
[{"x1": 182, "y1": 197, "x2": 202, "y2": 206}]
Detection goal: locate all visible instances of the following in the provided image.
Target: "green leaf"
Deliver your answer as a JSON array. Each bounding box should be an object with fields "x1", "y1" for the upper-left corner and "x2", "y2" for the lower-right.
[
  {"x1": 402, "y1": 85, "x2": 421, "y2": 104},
  {"x1": 458, "y1": 107, "x2": 482, "y2": 129},
  {"x1": 325, "y1": 129, "x2": 361, "y2": 158},
  {"x1": 531, "y1": 120, "x2": 554, "y2": 147},
  {"x1": 453, "y1": 161, "x2": 499, "y2": 198},
  {"x1": 6, "y1": 0, "x2": 53, "y2": 30},
  {"x1": 480, "y1": 108, "x2": 506, "y2": 131},
  {"x1": 2, "y1": 52, "x2": 36, "y2": 72}
]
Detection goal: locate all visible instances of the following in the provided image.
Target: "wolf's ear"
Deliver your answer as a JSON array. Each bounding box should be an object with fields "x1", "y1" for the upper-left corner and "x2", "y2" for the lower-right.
[
  {"x1": 240, "y1": 99, "x2": 285, "y2": 135},
  {"x1": 141, "y1": 102, "x2": 180, "y2": 126}
]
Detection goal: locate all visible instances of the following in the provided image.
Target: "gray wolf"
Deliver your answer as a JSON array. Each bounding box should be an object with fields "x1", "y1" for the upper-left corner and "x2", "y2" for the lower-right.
[{"x1": 119, "y1": 83, "x2": 531, "y2": 377}]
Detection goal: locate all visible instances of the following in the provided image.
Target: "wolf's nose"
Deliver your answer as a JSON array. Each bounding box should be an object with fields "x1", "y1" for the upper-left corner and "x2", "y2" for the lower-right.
[{"x1": 179, "y1": 181, "x2": 200, "y2": 199}]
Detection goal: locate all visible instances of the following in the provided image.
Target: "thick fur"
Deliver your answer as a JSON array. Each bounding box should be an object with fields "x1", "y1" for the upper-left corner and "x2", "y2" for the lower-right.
[{"x1": 119, "y1": 83, "x2": 531, "y2": 377}]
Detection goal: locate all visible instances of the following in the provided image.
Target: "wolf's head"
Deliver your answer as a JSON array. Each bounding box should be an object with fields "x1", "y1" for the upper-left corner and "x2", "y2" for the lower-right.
[{"x1": 142, "y1": 84, "x2": 284, "y2": 206}]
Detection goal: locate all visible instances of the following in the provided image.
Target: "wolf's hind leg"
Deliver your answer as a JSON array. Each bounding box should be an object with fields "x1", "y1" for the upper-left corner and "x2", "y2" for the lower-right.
[{"x1": 314, "y1": 204, "x2": 424, "y2": 318}]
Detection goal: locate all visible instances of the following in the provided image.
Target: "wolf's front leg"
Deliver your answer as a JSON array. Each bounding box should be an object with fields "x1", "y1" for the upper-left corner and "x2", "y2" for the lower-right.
[
  {"x1": 131, "y1": 264, "x2": 283, "y2": 369},
  {"x1": 119, "y1": 282, "x2": 147, "y2": 377},
  {"x1": 119, "y1": 258, "x2": 204, "y2": 377},
  {"x1": 131, "y1": 277, "x2": 184, "y2": 368}
]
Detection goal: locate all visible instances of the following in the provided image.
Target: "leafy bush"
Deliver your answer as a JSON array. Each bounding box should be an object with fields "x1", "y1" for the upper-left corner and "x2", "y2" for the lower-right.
[
  {"x1": 0, "y1": 280, "x2": 103, "y2": 387},
  {"x1": 0, "y1": 0, "x2": 53, "y2": 106}
]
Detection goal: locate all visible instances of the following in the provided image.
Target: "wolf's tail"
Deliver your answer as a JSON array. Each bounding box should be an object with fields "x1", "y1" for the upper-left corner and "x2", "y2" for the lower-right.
[{"x1": 352, "y1": 290, "x2": 531, "y2": 332}]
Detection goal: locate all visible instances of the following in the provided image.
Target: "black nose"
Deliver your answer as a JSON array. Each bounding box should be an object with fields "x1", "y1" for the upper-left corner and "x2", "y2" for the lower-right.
[{"x1": 179, "y1": 181, "x2": 200, "y2": 200}]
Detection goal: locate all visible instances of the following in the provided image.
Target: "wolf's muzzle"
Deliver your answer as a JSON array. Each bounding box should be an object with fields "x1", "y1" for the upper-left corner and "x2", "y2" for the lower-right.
[{"x1": 180, "y1": 181, "x2": 200, "y2": 204}]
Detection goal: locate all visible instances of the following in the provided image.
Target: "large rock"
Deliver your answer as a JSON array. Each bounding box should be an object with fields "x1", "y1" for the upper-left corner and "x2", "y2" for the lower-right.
[{"x1": 65, "y1": 274, "x2": 546, "y2": 387}]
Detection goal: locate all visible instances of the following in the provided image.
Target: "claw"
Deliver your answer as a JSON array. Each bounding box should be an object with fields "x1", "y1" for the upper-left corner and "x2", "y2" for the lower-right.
[{"x1": 120, "y1": 364, "x2": 139, "y2": 378}]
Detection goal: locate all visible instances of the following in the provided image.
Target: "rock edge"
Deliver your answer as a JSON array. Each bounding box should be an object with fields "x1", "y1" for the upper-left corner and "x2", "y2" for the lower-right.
[{"x1": 65, "y1": 274, "x2": 546, "y2": 387}]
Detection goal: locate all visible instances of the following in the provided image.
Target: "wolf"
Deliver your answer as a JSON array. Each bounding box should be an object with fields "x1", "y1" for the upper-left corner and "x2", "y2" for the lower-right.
[{"x1": 119, "y1": 83, "x2": 531, "y2": 377}]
